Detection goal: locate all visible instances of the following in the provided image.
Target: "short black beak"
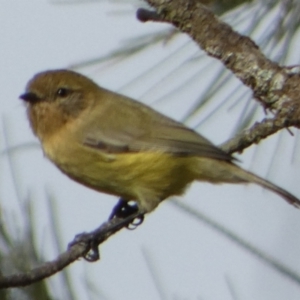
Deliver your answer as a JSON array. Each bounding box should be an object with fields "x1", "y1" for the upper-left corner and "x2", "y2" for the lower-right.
[{"x1": 19, "y1": 92, "x2": 41, "y2": 103}]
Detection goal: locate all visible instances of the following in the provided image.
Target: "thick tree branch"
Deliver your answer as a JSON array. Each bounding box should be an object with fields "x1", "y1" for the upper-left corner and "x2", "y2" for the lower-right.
[{"x1": 140, "y1": 1, "x2": 300, "y2": 113}]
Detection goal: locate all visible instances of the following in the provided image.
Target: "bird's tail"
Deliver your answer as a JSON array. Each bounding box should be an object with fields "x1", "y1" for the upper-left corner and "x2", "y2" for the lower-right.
[
  {"x1": 193, "y1": 157, "x2": 300, "y2": 208},
  {"x1": 240, "y1": 168, "x2": 300, "y2": 209}
]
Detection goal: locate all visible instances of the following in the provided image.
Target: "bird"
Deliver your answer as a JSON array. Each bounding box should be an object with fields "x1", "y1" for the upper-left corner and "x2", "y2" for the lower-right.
[{"x1": 19, "y1": 69, "x2": 300, "y2": 217}]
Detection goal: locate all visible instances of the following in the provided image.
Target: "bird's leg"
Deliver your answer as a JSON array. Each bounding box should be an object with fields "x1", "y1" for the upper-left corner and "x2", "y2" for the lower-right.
[
  {"x1": 109, "y1": 198, "x2": 138, "y2": 219},
  {"x1": 109, "y1": 198, "x2": 144, "y2": 229}
]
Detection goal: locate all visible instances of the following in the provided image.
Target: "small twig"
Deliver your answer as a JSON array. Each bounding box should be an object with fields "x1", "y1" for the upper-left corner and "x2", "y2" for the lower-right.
[
  {"x1": 0, "y1": 212, "x2": 143, "y2": 289},
  {"x1": 221, "y1": 118, "x2": 287, "y2": 154},
  {"x1": 221, "y1": 114, "x2": 300, "y2": 154}
]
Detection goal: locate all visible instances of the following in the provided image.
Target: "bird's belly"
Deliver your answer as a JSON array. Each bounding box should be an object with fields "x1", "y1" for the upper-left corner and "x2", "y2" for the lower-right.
[{"x1": 45, "y1": 140, "x2": 194, "y2": 203}]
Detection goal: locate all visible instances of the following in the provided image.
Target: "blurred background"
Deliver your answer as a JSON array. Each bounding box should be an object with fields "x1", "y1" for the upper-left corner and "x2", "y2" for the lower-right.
[{"x1": 1, "y1": 0, "x2": 300, "y2": 299}]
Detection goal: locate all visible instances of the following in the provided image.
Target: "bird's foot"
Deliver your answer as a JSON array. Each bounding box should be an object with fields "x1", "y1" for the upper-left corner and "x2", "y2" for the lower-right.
[{"x1": 109, "y1": 198, "x2": 144, "y2": 229}]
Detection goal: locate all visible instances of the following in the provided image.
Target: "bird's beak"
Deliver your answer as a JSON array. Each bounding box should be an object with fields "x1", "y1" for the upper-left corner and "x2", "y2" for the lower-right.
[{"x1": 19, "y1": 92, "x2": 41, "y2": 103}]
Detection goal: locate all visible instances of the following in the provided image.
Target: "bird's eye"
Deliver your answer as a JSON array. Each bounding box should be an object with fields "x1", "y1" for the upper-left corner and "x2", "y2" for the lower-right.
[{"x1": 56, "y1": 88, "x2": 69, "y2": 98}]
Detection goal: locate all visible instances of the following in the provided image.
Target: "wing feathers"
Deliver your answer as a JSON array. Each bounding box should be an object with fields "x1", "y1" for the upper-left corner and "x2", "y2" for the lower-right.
[{"x1": 82, "y1": 91, "x2": 233, "y2": 162}]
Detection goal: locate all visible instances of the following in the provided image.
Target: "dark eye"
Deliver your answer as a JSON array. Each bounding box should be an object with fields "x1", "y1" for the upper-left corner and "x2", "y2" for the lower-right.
[{"x1": 56, "y1": 88, "x2": 70, "y2": 98}]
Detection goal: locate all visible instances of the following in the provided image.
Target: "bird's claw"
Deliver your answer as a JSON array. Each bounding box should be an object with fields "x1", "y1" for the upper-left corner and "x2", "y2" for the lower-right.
[
  {"x1": 69, "y1": 232, "x2": 100, "y2": 262},
  {"x1": 126, "y1": 214, "x2": 144, "y2": 230}
]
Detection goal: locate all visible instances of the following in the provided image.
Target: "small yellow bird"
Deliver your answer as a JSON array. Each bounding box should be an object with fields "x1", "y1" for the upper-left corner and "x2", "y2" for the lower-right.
[{"x1": 20, "y1": 69, "x2": 300, "y2": 216}]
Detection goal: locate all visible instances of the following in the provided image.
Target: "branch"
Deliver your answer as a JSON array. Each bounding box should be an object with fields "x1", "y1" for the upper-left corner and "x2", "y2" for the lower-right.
[
  {"x1": 0, "y1": 212, "x2": 142, "y2": 289},
  {"x1": 140, "y1": 1, "x2": 300, "y2": 114},
  {"x1": 221, "y1": 114, "x2": 300, "y2": 154}
]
